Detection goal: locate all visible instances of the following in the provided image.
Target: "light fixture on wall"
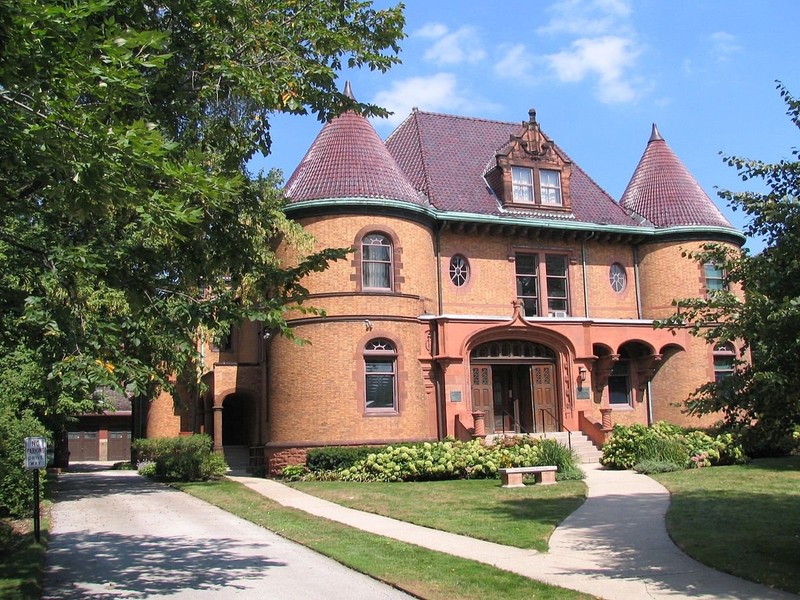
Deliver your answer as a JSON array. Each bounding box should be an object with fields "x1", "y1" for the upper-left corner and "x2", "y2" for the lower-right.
[
  {"x1": 364, "y1": 319, "x2": 373, "y2": 331},
  {"x1": 578, "y1": 366, "x2": 587, "y2": 382}
]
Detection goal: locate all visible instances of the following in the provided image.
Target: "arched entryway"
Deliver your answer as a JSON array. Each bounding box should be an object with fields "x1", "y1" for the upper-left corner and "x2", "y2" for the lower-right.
[{"x1": 470, "y1": 340, "x2": 559, "y2": 434}]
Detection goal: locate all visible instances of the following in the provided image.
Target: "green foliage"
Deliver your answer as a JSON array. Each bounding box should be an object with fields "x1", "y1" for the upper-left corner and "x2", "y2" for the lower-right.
[
  {"x1": 306, "y1": 446, "x2": 378, "y2": 472},
  {"x1": 633, "y1": 460, "x2": 684, "y2": 474},
  {"x1": 132, "y1": 434, "x2": 227, "y2": 481},
  {"x1": 280, "y1": 465, "x2": 309, "y2": 481},
  {"x1": 0, "y1": 0, "x2": 405, "y2": 503},
  {"x1": 0, "y1": 405, "x2": 48, "y2": 517},
  {"x1": 601, "y1": 422, "x2": 748, "y2": 470},
  {"x1": 656, "y1": 83, "x2": 800, "y2": 456},
  {"x1": 305, "y1": 437, "x2": 584, "y2": 483}
]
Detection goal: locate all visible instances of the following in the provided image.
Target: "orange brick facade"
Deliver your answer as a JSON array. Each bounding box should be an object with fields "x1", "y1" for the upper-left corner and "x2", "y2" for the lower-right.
[{"x1": 143, "y1": 106, "x2": 747, "y2": 473}]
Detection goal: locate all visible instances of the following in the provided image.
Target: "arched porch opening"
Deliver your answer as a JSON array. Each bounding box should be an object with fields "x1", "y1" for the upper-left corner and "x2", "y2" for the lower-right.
[{"x1": 469, "y1": 340, "x2": 560, "y2": 434}]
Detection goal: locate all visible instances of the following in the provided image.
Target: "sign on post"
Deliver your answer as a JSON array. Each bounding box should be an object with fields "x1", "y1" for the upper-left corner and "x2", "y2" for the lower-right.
[{"x1": 24, "y1": 436, "x2": 47, "y2": 470}]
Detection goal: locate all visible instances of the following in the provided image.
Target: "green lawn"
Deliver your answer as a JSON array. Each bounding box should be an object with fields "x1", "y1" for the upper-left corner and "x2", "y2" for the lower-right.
[
  {"x1": 0, "y1": 516, "x2": 48, "y2": 600},
  {"x1": 291, "y1": 477, "x2": 586, "y2": 552},
  {"x1": 178, "y1": 479, "x2": 592, "y2": 600},
  {"x1": 652, "y1": 455, "x2": 800, "y2": 594}
]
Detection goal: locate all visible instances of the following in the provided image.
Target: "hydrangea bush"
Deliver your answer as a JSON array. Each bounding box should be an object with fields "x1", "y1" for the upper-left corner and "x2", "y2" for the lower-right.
[
  {"x1": 299, "y1": 437, "x2": 584, "y2": 483},
  {"x1": 601, "y1": 422, "x2": 747, "y2": 470}
]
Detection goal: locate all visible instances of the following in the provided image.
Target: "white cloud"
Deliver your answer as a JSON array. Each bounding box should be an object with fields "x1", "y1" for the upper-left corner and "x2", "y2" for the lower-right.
[
  {"x1": 372, "y1": 74, "x2": 463, "y2": 126},
  {"x1": 415, "y1": 22, "x2": 486, "y2": 65},
  {"x1": 494, "y1": 44, "x2": 536, "y2": 80},
  {"x1": 538, "y1": 0, "x2": 632, "y2": 36},
  {"x1": 546, "y1": 35, "x2": 641, "y2": 103},
  {"x1": 709, "y1": 31, "x2": 741, "y2": 62}
]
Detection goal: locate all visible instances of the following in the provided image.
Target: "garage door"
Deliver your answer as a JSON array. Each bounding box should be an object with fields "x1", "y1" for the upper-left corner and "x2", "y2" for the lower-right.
[
  {"x1": 108, "y1": 430, "x2": 131, "y2": 461},
  {"x1": 68, "y1": 431, "x2": 99, "y2": 461}
]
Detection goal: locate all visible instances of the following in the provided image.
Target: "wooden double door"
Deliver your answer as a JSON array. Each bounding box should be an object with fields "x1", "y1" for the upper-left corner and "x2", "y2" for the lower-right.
[{"x1": 471, "y1": 363, "x2": 558, "y2": 434}]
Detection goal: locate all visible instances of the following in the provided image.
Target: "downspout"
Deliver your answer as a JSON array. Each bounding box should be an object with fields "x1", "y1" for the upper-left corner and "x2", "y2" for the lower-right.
[
  {"x1": 634, "y1": 245, "x2": 653, "y2": 424},
  {"x1": 581, "y1": 232, "x2": 595, "y2": 318},
  {"x1": 633, "y1": 245, "x2": 643, "y2": 320},
  {"x1": 433, "y1": 222, "x2": 447, "y2": 439}
]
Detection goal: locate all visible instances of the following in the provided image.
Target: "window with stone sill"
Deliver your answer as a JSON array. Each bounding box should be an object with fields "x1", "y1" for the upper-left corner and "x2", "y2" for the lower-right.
[
  {"x1": 510, "y1": 166, "x2": 563, "y2": 207},
  {"x1": 713, "y1": 342, "x2": 736, "y2": 383},
  {"x1": 704, "y1": 262, "x2": 726, "y2": 293},
  {"x1": 364, "y1": 338, "x2": 397, "y2": 413},
  {"x1": 362, "y1": 233, "x2": 393, "y2": 290},
  {"x1": 515, "y1": 252, "x2": 570, "y2": 317}
]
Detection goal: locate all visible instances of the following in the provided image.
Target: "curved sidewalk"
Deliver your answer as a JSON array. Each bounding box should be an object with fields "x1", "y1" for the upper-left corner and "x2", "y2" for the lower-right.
[{"x1": 230, "y1": 465, "x2": 797, "y2": 600}]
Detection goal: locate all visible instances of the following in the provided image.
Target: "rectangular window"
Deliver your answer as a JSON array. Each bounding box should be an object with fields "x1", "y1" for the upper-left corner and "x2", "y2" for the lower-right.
[
  {"x1": 704, "y1": 263, "x2": 725, "y2": 292},
  {"x1": 545, "y1": 254, "x2": 569, "y2": 315},
  {"x1": 516, "y1": 253, "x2": 570, "y2": 317},
  {"x1": 540, "y1": 169, "x2": 562, "y2": 205},
  {"x1": 511, "y1": 167, "x2": 534, "y2": 203},
  {"x1": 713, "y1": 343, "x2": 736, "y2": 383},
  {"x1": 608, "y1": 362, "x2": 630, "y2": 405},
  {"x1": 515, "y1": 254, "x2": 539, "y2": 316},
  {"x1": 365, "y1": 359, "x2": 396, "y2": 411}
]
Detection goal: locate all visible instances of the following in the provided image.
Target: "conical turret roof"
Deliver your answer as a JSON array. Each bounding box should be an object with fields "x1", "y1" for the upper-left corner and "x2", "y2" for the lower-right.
[
  {"x1": 620, "y1": 124, "x2": 733, "y2": 229},
  {"x1": 284, "y1": 85, "x2": 423, "y2": 205}
]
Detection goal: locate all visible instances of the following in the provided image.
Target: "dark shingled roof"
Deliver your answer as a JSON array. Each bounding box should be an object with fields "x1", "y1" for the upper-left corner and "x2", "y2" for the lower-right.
[
  {"x1": 620, "y1": 125, "x2": 733, "y2": 229},
  {"x1": 284, "y1": 109, "x2": 423, "y2": 205},
  {"x1": 385, "y1": 110, "x2": 639, "y2": 226}
]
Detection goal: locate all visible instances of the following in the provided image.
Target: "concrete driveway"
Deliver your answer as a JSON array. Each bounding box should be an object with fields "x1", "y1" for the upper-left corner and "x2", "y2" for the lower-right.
[{"x1": 42, "y1": 466, "x2": 413, "y2": 599}]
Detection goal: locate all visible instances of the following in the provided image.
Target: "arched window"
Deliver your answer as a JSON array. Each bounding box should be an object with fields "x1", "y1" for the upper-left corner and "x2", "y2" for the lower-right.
[
  {"x1": 362, "y1": 233, "x2": 392, "y2": 290},
  {"x1": 364, "y1": 338, "x2": 397, "y2": 412},
  {"x1": 713, "y1": 343, "x2": 736, "y2": 382}
]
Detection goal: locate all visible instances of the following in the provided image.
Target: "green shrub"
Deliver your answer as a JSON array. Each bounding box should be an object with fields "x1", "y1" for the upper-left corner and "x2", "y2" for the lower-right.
[
  {"x1": 314, "y1": 437, "x2": 584, "y2": 483},
  {"x1": 0, "y1": 407, "x2": 48, "y2": 518},
  {"x1": 133, "y1": 434, "x2": 227, "y2": 481},
  {"x1": 602, "y1": 422, "x2": 750, "y2": 471},
  {"x1": 306, "y1": 446, "x2": 378, "y2": 471},
  {"x1": 633, "y1": 460, "x2": 683, "y2": 474},
  {"x1": 535, "y1": 438, "x2": 585, "y2": 480},
  {"x1": 281, "y1": 464, "x2": 308, "y2": 481},
  {"x1": 638, "y1": 436, "x2": 690, "y2": 468}
]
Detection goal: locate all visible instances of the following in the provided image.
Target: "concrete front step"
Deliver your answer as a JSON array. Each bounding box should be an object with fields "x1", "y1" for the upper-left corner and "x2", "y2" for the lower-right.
[{"x1": 495, "y1": 431, "x2": 604, "y2": 464}]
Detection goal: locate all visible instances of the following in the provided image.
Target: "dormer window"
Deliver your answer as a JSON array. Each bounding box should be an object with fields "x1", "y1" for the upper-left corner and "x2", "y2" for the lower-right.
[
  {"x1": 509, "y1": 166, "x2": 563, "y2": 207},
  {"x1": 540, "y1": 169, "x2": 562, "y2": 206},
  {"x1": 512, "y1": 167, "x2": 534, "y2": 203}
]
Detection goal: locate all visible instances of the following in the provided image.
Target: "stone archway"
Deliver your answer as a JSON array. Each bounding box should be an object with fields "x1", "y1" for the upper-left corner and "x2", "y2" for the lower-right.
[{"x1": 469, "y1": 340, "x2": 559, "y2": 434}]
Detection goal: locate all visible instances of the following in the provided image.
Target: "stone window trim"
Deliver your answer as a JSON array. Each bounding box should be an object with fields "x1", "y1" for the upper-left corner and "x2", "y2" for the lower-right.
[
  {"x1": 448, "y1": 253, "x2": 471, "y2": 288},
  {"x1": 712, "y1": 342, "x2": 736, "y2": 383},
  {"x1": 702, "y1": 261, "x2": 726, "y2": 295},
  {"x1": 351, "y1": 225, "x2": 404, "y2": 293},
  {"x1": 497, "y1": 158, "x2": 572, "y2": 212},
  {"x1": 609, "y1": 262, "x2": 628, "y2": 293},
  {"x1": 354, "y1": 332, "x2": 406, "y2": 417},
  {"x1": 509, "y1": 249, "x2": 572, "y2": 317}
]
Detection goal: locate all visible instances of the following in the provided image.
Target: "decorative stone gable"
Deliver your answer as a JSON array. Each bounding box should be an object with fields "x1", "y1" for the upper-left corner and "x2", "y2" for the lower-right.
[{"x1": 487, "y1": 109, "x2": 573, "y2": 212}]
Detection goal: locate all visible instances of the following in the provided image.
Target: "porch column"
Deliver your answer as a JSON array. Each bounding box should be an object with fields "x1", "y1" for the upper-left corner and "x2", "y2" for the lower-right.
[
  {"x1": 471, "y1": 411, "x2": 486, "y2": 438},
  {"x1": 212, "y1": 405, "x2": 223, "y2": 453}
]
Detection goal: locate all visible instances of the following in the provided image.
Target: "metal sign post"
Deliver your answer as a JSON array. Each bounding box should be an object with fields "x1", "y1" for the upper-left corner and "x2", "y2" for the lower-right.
[{"x1": 24, "y1": 437, "x2": 47, "y2": 543}]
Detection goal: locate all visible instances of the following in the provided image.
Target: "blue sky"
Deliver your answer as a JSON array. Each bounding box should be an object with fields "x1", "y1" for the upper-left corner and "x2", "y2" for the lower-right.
[{"x1": 250, "y1": 0, "x2": 800, "y2": 252}]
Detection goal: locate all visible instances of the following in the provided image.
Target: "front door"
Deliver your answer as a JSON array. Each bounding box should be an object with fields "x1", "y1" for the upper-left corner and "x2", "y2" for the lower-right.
[
  {"x1": 532, "y1": 364, "x2": 558, "y2": 432},
  {"x1": 470, "y1": 366, "x2": 494, "y2": 431}
]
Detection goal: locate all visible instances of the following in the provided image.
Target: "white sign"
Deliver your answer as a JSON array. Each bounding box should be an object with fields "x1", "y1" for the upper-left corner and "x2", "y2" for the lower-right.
[{"x1": 24, "y1": 437, "x2": 47, "y2": 470}]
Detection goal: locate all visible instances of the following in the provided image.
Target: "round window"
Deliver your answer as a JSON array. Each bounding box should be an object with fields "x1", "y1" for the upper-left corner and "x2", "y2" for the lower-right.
[
  {"x1": 449, "y1": 255, "x2": 470, "y2": 287},
  {"x1": 609, "y1": 263, "x2": 627, "y2": 293}
]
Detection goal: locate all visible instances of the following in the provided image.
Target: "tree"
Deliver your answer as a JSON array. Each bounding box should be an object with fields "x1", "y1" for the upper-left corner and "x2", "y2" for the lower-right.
[
  {"x1": 0, "y1": 0, "x2": 406, "y2": 475},
  {"x1": 658, "y1": 83, "x2": 800, "y2": 456}
]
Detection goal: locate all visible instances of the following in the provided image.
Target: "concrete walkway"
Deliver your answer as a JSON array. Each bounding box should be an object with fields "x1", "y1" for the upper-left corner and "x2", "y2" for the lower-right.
[
  {"x1": 229, "y1": 464, "x2": 798, "y2": 600},
  {"x1": 43, "y1": 467, "x2": 413, "y2": 599}
]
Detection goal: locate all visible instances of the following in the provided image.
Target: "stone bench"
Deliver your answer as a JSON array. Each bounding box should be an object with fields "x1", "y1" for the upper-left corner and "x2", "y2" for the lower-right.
[{"x1": 499, "y1": 466, "x2": 558, "y2": 488}]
